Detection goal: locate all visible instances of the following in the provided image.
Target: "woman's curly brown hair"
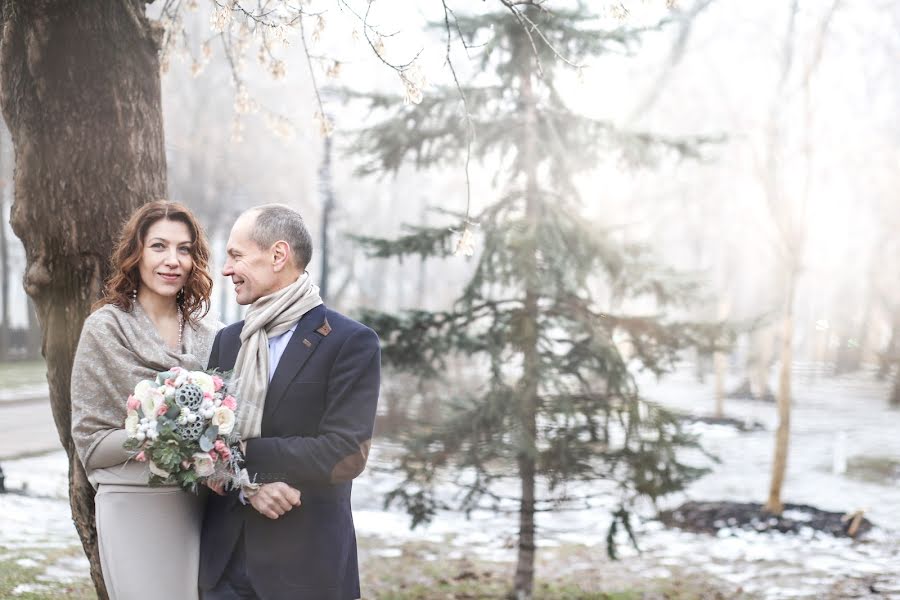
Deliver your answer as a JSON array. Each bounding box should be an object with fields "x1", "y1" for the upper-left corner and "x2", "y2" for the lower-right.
[{"x1": 94, "y1": 200, "x2": 213, "y2": 325}]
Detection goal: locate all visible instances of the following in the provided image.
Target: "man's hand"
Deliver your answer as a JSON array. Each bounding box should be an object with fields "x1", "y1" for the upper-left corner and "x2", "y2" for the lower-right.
[
  {"x1": 204, "y1": 480, "x2": 226, "y2": 496},
  {"x1": 248, "y1": 482, "x2": 302, "y2": 519}
]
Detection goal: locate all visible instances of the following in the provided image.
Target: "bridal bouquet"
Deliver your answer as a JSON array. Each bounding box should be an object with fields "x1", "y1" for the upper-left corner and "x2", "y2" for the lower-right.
[{"x1": 122, "y1": 367, "x2": 243, "y2": 492}]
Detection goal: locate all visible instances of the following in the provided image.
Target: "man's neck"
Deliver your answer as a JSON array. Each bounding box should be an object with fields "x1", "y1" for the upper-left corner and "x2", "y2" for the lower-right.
[{"x1": 258, "y1": 271, "x2": 304, "y2": 302}]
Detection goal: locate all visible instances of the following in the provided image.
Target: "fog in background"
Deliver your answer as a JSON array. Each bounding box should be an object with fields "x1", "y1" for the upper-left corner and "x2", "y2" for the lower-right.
[{"x1": 2, "y1": 0, "x2": 897, "y2": 375}]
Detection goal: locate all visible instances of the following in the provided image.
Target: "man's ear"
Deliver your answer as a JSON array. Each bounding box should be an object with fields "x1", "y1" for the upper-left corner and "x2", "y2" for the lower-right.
[{"x1": 271, "y1": 241, "x2": 292, "y2": 272}]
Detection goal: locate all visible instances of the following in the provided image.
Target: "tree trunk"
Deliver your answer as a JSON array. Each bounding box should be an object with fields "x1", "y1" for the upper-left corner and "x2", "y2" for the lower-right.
[
  {"x1": 877, "y1": 314, "x2": 898, "y2": 380},
  {"x1": 319, "y1": 129, "x2": 334, "y2": 301},
  {"x1": 513, "y1": 23, "x2": 539, "y2": 600},
  {"x1": 890, "y1": 368, "x2": 900, "y2": 408},
  {"x1": 0, "y1": 2, "x2": 167, "y2": 596},
  {"x1": 713, "y1": 351, "x2": 726, "y2": 418},
  {"x1": 713, "y1": 295, "x2": 731, "y2": 418},
  {"x1": 748, "y1": 328, "x2": 774, "y2": 401},
  {"x1": 415, "y1": 201, "x2": 427, "y2": 308},
  {"x1": 765, "y1": 270, "x2": 795, "y2": 515}
]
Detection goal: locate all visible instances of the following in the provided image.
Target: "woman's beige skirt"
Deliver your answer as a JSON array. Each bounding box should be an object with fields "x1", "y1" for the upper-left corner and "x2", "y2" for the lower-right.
[{"x1": 95, "y1": 484, "x2": 204, "y2": 600}]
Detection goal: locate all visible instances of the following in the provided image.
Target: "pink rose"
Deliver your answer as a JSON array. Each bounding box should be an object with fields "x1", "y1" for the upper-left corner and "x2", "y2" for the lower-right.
[
  {"x1": 164, "y1": 378, "x2": 174, "y2": 387},
  {"x1": 221, "y1": 396, "x2": 237, "y2": 410},
  {"x1": 126, "y1": 395, "x2": 140, "y2": 411},
  {"x1": 212, "y1": 376, "x2": 224, "y2": 392},
  {"x1": 214, "y1": 440, "x2": 231, "y2": 459},
  {"x1": 170, "y1": 367, "x2": 182, "y2": 373},
  {"x1": 156, "y1": 403, "x2": 169, "y2": 416},
  {"x1": 135, "y1": 451, "x2": 147, "y2": 462}
]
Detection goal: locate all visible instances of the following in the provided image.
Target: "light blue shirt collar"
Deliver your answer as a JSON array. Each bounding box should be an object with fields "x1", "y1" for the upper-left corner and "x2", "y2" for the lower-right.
[{"x1": 267, "y1": 321, "x2": 299, "y2": 382}]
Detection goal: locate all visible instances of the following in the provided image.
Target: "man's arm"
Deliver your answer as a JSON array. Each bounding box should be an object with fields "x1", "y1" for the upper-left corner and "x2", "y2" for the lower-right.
[
  {"x1": 244, "y1": 327, "x2": 380, "y2": 485},
  {"x1": 207, "y1": 329, "x2": 222, "y2": 371}
]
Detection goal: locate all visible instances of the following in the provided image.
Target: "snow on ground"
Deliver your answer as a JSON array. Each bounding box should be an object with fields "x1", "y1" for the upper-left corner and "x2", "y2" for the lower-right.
[
  {"x1": 2, "y1": 367, "x2": 899, "y2": 598},
  {"x1": 0, "y1": 384, "x2": 49, "y2": 403}
]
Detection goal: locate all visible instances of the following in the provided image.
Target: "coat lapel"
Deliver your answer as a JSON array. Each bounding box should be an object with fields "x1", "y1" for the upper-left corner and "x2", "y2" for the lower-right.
[{"x1": 263, "y1": 304, "x2": 329, "y2": 420}]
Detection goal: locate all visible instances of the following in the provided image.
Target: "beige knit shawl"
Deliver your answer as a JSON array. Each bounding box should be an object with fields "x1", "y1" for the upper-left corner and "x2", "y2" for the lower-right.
[
  {"x1": 71, "y1": 302, "x2": 219, "y2": 469},
  {"x1": 233, "y1": 272, "x2": 322, "y2": 440}
]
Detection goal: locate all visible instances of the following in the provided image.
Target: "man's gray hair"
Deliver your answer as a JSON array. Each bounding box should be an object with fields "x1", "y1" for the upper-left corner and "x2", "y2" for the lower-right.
[{"x1": 247, "y1": 204, "x2": 313, "y2": 270}]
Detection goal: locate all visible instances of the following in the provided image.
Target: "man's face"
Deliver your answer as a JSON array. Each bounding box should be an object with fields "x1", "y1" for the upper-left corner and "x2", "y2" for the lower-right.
[{"x1": 223, "y1": 213, "x2": 279, "y2": 305}]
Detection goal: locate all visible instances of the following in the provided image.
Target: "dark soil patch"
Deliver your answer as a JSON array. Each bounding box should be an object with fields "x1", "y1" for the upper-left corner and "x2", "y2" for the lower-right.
[{"x1": 659, "y1": 500, "x2": 874, "y2": 538}]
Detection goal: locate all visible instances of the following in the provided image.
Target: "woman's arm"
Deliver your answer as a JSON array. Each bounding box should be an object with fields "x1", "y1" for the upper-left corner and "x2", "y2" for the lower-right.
[{"x1": 84, "y1": 429, "x2": 131, "y2": 469}]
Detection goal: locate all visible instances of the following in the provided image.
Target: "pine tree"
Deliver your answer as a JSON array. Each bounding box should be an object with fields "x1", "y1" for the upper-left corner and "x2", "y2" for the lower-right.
[{"x1": 351, "y1": 6, "x2": 721, "y2": 598}]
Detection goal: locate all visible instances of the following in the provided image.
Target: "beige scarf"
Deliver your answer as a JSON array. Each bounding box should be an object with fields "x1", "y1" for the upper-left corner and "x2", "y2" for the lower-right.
[{"x1": 233, "y1": 272, "x2": 323, "y2": 440}]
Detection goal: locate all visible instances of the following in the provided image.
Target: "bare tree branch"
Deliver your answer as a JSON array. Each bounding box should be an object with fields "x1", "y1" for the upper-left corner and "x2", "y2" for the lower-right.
[{"x1": 628, "y1": 0, "x2": 717, "y2": 122}]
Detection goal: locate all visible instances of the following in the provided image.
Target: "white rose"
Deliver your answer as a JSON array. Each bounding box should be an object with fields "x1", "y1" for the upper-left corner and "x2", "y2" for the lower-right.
[
  {"x1": 134, "y1": 380, "x2": 155, "y2": 416},
  {"x1": 174, "y1": 370, "x2": 189, "y2": 388},
  {"x1": 139, "y1": 386, "x2": 164, "y2": 419},
  {"x1": 190, "y1": 372, "x2": 215, "y2": 395},
  {"x1": 124, "y1": 414, "x2": 140, "y2": 437},
  {"x1": 133, "y1": 379, "x2": 153, "y2": 400},
  {"x1": 211, "y1": 406, "x2": 235, "y2": 435},
  {"x1": 192, "y1": 452, "x2": 216, "y2": 477}
]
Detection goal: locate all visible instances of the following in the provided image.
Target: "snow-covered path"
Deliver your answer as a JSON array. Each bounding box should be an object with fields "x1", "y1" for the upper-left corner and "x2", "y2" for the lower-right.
[{"x1": 2, "y1": 369, "x2": 898, "y2": 598}]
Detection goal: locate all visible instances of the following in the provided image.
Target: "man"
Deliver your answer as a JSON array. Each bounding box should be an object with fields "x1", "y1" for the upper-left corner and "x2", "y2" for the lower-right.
[{"x1": 200, "y1": 204, "x2": 380, "y2": 600}]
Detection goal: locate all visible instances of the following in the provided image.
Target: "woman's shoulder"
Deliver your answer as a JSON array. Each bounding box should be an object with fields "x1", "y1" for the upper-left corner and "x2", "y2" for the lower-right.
[
  {"x1": 82, "y1": 303, "x2": 130, "y2": 332},
  {"x1": 193, "y1": 311, "x2": 225, "y2": 334},
  {"x1": 188, "y1": 311, "x2": 225, "y2": 346},
  {"x1": 76, "y1": 304, "x2": 133, "y2": 353}
]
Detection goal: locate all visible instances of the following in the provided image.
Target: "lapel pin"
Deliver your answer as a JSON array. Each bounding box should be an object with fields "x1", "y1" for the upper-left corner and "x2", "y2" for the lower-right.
[
  {"x1": 316, "y1": 318, "x2": 332, "y2": 337},
  {"x1": 302, "y1": 338, "x2": 312, "y2": 347}
]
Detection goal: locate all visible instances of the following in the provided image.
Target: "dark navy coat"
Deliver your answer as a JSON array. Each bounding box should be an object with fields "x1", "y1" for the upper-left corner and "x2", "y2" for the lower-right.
[{"x1": 199, "y1": 304, "x2": 380, "y2": 600}]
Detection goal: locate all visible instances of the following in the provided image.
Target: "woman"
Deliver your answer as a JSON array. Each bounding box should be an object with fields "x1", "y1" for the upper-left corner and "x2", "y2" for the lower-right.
[{"x1": 71, "y1": 200, "x2": 220, "y2": 600}]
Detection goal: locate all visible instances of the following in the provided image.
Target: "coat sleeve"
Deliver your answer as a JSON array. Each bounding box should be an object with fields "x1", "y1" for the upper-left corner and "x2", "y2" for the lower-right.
[
  {"x1": 243, "y1": 327, "x2": 380, "y2": 485},
  {"x1": 207, "y1": 329, "x2": 223, "y2": 371}
]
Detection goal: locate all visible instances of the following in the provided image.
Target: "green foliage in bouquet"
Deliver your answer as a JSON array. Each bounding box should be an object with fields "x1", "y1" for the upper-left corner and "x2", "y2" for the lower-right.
[{"x1": 122, "y1": 368, "x2": 243, "y2": 492}]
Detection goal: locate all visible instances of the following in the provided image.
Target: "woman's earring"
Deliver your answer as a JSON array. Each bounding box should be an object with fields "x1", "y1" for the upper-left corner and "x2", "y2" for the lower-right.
[{"x1": 131, "y1": 288, "x2": 137, "y2": 300}]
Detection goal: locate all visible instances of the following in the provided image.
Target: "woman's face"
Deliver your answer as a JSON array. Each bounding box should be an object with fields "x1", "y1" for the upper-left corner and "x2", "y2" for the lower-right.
[{"x1": 138, "y1": 219, "x2": 194, "y2": 300}]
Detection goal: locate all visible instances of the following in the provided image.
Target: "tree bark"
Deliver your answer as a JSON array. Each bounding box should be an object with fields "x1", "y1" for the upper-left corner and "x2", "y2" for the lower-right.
[
  {"x1": 319, "y1": 127, "x2": 334, "y2": 300},
  {"x1": 765, "y1": 271, "x2": 794, "y2": 514},
  {"x1": 513, "y1": 21, "x2": 539, "y2": 600},
  {"x1": 0, "y1": 2, "x2": 167, "y2": 596}
]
